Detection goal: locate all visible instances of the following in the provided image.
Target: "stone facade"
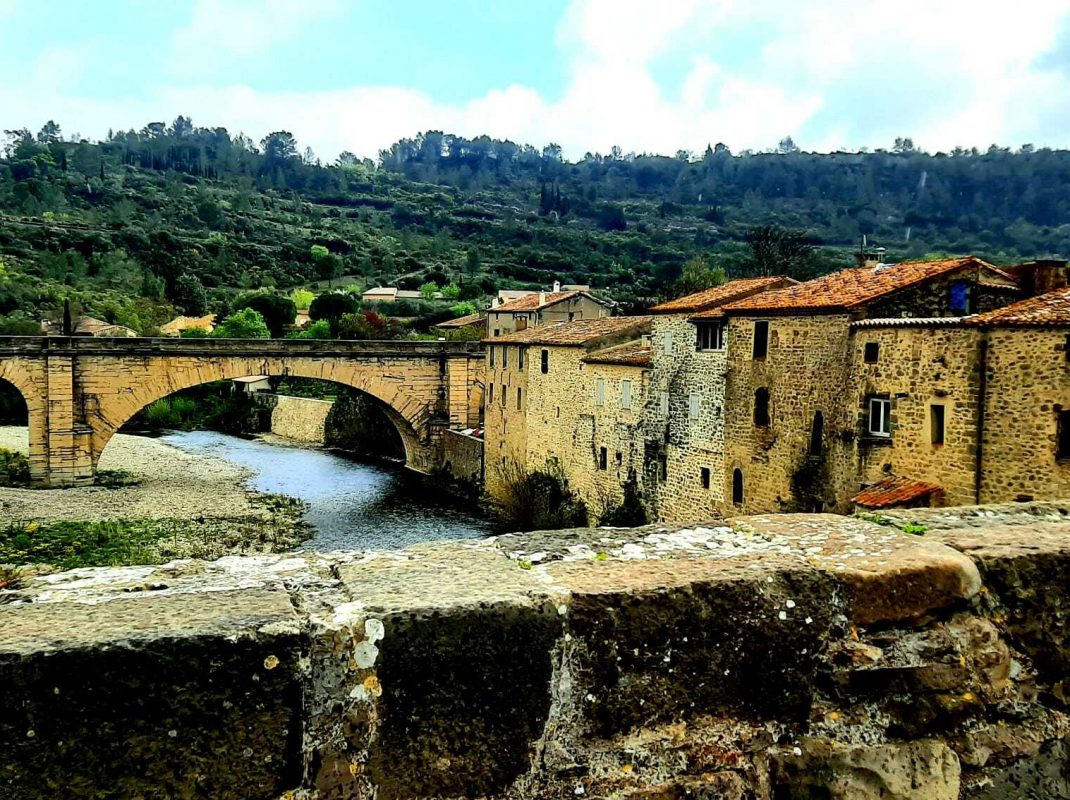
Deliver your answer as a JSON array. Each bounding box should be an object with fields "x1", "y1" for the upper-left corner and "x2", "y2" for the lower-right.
[
  {"x1": 979, "y1": 326, "x2": 1070, "y2": 502},
  {"x1": 644, "y1": 313, "x2": 727, "y2": 521},
  {"x1": 6, "y1": 504, "x2": 1070, "y2": 798},
  {"x1": 0, "y1": 338, "x2": 483, "y2": 486}
]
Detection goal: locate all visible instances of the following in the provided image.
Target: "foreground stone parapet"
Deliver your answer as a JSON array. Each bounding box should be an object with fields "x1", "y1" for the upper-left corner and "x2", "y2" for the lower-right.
[{"x1": 2, "y1": 507, "x2": 1070, "y2": 798}]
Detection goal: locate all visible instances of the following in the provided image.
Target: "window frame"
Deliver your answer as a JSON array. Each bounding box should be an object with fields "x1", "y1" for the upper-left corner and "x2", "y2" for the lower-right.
[
  {"x1": 598, "y1": 446, "x2": 608, "y2": 470},
  {"x1": 1058, "y1": 409, "x2": 1070, "y2": 461},
  {"x1": 867, "y1": 396, "x2": 892, "y2": 438},
  {"x1": 594, "y1": 377, "x2": 605, "y2": 407},
  {"x1": 863, "y1": 342, "x2": 880, "y2": 363},
  {"x1": 695, "y1": 320, "x2": 726, "y2": 352},
  {"x1": 754, "y1": 387, "x2": 771, "y2": 427},
  {"x1": 540, "y1": 349, "x2": 549, "y2": 374},
  {"x1": 930, "y1": 403, "x2": 946, "y2": 446},
  {"x1": 620, "y1": 379, "x2": 632, "y2": 410},
  {"x1": 700, "y1": 467, "x2": 711, "y2": 489},
  {"x1": 516, "y1": 387, "x2": 523, "y2": 411}
]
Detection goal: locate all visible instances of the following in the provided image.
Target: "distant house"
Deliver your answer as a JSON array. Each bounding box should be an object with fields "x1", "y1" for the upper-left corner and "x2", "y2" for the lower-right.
[
  {"x1": 487, "y1": 286, "x2": 613, "y2": 338},
  {"x1": 231, "y1": 375, "x2": 272, "y2": 395},
  {"x1": 160, "y1": 314, "x2": 216, "y2": 337},
  {"x1": 42, "y1": 316, "x2": 138, "y2": 338},
  {"x1": 433, "y1": 312, "x2": 486, "y2": 336},
  {"x1": 363, "y1": 287, "x2": 442, "y2": 303}
]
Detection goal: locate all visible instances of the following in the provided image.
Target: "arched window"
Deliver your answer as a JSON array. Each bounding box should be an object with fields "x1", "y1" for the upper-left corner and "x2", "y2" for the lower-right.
[
  {"x1": 754, "y1": 388, "x2": 770, "y2": 427},
  {"x1": 809, "y1": 411, "x2": 824, "y2": 456},
  {"x1": 732, "y1": 468, "x2": 744, "y2": 505}
]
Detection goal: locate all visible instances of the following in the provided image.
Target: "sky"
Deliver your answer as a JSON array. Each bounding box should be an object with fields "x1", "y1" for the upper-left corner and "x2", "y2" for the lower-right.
[{"x1": 3, "y1": 0, "x2": 1070, "y2": 161}]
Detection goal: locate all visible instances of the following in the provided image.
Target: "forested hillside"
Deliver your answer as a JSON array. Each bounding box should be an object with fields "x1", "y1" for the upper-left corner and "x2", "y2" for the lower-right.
[{"x1": 1, "y1": 119, "x2": 1068, "y2": 333}]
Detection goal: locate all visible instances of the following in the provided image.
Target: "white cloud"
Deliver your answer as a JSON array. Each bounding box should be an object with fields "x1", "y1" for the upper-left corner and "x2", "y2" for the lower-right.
[
  {"x1": 2, "y1": 0, "x2": 1070, "y2": 160},
  {"x1": 169, "y1": 0, "x2": 340, "y2": 75}
]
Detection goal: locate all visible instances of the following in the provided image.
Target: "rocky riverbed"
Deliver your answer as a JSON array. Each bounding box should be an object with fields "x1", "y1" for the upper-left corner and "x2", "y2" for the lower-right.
[{"x1": 0, "y1": 426, "x2": 308, "y2": 566}]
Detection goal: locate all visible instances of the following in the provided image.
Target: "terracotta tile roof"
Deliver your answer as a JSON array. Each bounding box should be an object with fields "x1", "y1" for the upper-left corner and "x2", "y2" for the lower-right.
[
  {"x1": 487, "y1": 316, "x2": 651, "y2": 346},
  {"x1": 852, "y1": 476, "x2": 943, "y2": 509},
  {"x1": 492, "y1": 291, "x2": 590, "y2": 313},
  {"x1": 649, "y1": 277, "x2": 796, "y2": 315},
  {"x1": 582, "y1": 340, "x2": 653, "y2": 367},
  {"x1": 723, "y1": 257, "x2": 1015, "y2": 314},
  {"x1": 965, "y1": 285, "x2": 1070, "y2": 327},
  {"x1": 434, "y1": 312, "x2": 485, "y2": 329}
]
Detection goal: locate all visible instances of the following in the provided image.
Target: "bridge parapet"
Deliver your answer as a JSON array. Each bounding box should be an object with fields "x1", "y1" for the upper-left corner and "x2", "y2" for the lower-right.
[{"x1": 2, "y1": 503, "x2": 1068, "y2": 798}]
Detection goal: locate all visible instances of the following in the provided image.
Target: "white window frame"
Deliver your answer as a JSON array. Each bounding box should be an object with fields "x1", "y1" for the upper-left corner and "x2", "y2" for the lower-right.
[
  {"x1": 663, "y1": 331, "x2": 673, "y2": 355},
  {"x1": 659, "y1": 391, "x2": 669, "y2": 416},
  {"x1": 868, "y1": 397, "x2": 891, "y2": 437},
  {"x1": 688, "y1": 393, "x2": 701, "y2": 420},
  {"x1": 620, "y1": 380, "x2": 632, "y2": 410},
  {"x1": 594, "y1": 378, "x2": 605, "y2": 407}
]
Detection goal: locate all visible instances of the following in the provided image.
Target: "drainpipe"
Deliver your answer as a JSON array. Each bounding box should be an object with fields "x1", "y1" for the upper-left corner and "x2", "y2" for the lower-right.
[{"x1": 974, "y1": 331, "x2": 989, "y2": 504}]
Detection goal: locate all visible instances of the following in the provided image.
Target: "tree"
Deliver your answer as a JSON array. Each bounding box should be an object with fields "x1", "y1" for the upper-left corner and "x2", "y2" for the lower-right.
[
  {"x1": 171, "y1": 273, "x2": 207, "y2": 315},
  {"x1": 231, "y1": 292, "x2": 297, "y2": 337},
  {"x1": 892, "y1": 137, "x2": 917, "y2": 154},
  {"x1": 777, "y1": 136, "x2": 800, "y2": 154},
  {"x1": 465, "y1": 247, "x2": 481, "y2": 276},
  {"x1": 673, "y1": 256, "x2": 726, "y2": 295},
  {"x1": 261, "y1": 131, "x2": 298, "y2": 161},
  {"x1": 744, "y1": 225, "x2": 817, "y2": 279},
  {"x1": 212, "y1": 308, "x2": 270, "y2": 339},
  {"x1": 450, "y1": 301, "x2": 478, "y2": 317},
  {"x1": 311, "y1": 244, "x2": 341, "y2": 287},
  {"x1": 36, "y1": 120, "x2": 62, "y2": 144},
  {"x1": 308, "y1": 292, "x2": 359, "y2": 323},
  {"x1": 419, "y1": 281, "x2": 439, "y2": 300},
  {"x1": 441, "y1": 283, "x2": 461, "y2": 300}
]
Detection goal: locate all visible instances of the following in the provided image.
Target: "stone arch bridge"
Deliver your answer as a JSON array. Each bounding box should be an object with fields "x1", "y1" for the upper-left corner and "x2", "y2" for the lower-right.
[{"x1": 0, "y1": 337, "x2": 484, "y2": 486}]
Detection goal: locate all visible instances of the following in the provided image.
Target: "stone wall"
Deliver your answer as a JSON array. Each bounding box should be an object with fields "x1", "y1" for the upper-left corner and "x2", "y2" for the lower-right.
[
  {"x1": 645, "y1": 313, "x2": 727, "y2": 521},
  {"x1": 271, "y1": 395, "x2": 333, "y2": 443},
  {"x1": 440, "y1": 428, "x2": 483, "y2": 484},
  {"x1": 483, "y1": 341, "x2": 530, "y2": 494},
  {"x1": 980, "y1": 327, "x2": 1070, "y2": 502},
  {"x1": 6, "y1": 503, "x2": 1070, "y2": 798},
  {"x1": 849, "y1": 324, "x2": 984, "y2": 507},
  {"x1": 724, "y1": 313, "x2": 855, "y2": 513}
]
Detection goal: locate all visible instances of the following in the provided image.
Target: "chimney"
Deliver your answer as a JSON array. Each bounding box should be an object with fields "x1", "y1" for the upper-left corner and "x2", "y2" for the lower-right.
[
  {"x1": 491, "y1": 297, "x2": 500, "y2": 308},
  {"x1": 553, "y1": 280, "x2": 561, "y2": 292},
  {"x1": 855, "y1": 236, "x2": 887, "y2": 269},
  {"x1": 539, "y1": 291, "x2": 547, "y2": 305}
]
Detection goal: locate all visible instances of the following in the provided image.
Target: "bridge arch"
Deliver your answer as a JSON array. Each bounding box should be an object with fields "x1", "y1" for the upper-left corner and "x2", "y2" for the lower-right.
[{"x1": 90, "y1": 359, "x2": 431, "y2": 472}]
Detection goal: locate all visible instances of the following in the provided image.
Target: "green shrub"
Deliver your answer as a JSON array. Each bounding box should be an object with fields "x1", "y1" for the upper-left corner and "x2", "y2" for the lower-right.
[
  {"x1": 598, "y1": 476, "x2": 649, "y2": 527},
  {"x1": 0, "y1": 448, "x2": 31, "y2": 486},
  {"x1": 489, "y1": 460, "x2": 588, "y2": 531}
]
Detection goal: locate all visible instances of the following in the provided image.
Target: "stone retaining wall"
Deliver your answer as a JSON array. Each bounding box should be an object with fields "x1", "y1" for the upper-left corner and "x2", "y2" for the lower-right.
[
  {"x1": 3, "y1": 502, "x2": 1070, "y2": 799},
  {"x1": 271, "y1": 395, "x2": 333, "y2": 444}
]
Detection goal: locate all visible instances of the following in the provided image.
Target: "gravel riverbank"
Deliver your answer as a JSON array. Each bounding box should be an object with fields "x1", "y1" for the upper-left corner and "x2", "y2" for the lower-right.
[{"x1": 0, "y1": 426, "x2": 309, "y2": 565}]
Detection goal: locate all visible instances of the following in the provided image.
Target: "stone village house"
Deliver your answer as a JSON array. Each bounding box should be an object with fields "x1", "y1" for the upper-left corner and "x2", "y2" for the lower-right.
[
  {"x1": 486, "y1": 284, "x2": 613, "y2": 338},
  {"x1": 481, "y1": 316, "x2": 652, "y2": 521}
]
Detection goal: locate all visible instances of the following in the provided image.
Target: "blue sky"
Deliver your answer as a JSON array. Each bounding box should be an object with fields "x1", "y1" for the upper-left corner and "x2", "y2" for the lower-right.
[{"x1": 3, "y1": 0, "x2": 1070, "y2": 160}]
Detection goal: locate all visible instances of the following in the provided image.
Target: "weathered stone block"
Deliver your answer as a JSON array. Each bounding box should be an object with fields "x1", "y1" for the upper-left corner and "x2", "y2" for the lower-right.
[{"x1": 0, "y1": 589, "x2": 302, "y2": 800}]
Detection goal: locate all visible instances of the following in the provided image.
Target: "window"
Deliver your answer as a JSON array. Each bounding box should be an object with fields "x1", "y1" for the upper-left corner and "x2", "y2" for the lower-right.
[
  {"x1": 949, "y1": 280, "x2": 971, "y2": 314},
  {"x1": 701, "y1": 467, "x2": 711, "y2": 489},
  {"x1": 864, "y1": 342, "x2": 880, "y2": 363},
  {"x1": 930, "y1": 404, "x2": 945, "y2": 446},
  {"x1": 1065, "y1": 334, "x2": 1070, "y2": 362},
  {"x1": 501, "y1": 384, "x2": 508, "y2": 406},
  {"x1": 696, "y1": 321, "x2": 726, "y2": 351},
  {"x1": 516, "y1": 387, "x2": 523, "y2": 411},
  {"x1": 598, "y1": 447, "x2": 608, "y2": 470},
  {"x1": 754, "y1": 388, "x2": 770, "y2": 427},
  {"x1": 615, "y1": 451, "x2": 622, "y2": 466},
  {"x1": 489, "y1": 347, "x2": 495, "y2": 368},
  {"x1": 688, "y1": 393, "x2": 701, "y2": 419},
  {"x1": 658, "y1": 455, "x2": 668, "y2": 481},
  {"x1": 568, "y1": 312, "x2": 576, "y2": 321},
  {"x1": 518, "y1": 348, "x2": 525, "y2": 370},
  {"x1": 502, "y1": 346, "x2": 508, "y2": 369},
  {"x1": 809, "y1": 411, "x2": 824, "y2": 456},
  {"x1": 1058, "y1": 410, "x2": 1070, "y2": 460},
  {"x1": 541, "y1": 349, "x2": 549, "y2": 374},
  {"x1": 663, "y1": 331, "x2": 673, "y2": 355},
  {"x1": 488, "y1": 383, "x2": 494, "y2": 405},
  {"x1": 621, "y1": 380, "x2": 632, "y2": 410},
  {"x1": 493, "y1": 328, "x2": 500, "y2": 337},
  {"x1": 732, "y1": 469, "x2": 744, "y2": 505},
  {"x1": 868, "y1": 396, "x2": 891, "y2": 437},
  {"x1": 753, "y1": 321, "x2": 769, "y2": 359},
  {"x1": 659, "y1": 391, "x2": 669, "y2": 416},
  {"x1": 594, "y1": 378, "x2": 605, "y2": 407}
]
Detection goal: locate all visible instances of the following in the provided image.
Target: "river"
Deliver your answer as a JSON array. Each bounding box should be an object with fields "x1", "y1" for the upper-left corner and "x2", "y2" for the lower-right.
[{"x1": 160, "y1": 430, "x2": 493, "y2": 551}]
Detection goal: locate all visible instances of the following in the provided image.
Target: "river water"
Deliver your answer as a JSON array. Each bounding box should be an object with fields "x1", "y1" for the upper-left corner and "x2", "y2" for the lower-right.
[{"x1": 160, "y1": 430, "x2": 492, "y2": 551}]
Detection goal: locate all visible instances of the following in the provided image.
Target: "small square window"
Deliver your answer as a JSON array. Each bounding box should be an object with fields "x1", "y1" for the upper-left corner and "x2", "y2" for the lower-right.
[
  {"x1": 700, "y1": 467, "x2": 711, "y2": 489},
  {"x1": 864, "y1": 342, "x2": 880, "y2": 363},
  {"x1": 930, "y1": 404, "x2": 945, "y2": 445}
]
